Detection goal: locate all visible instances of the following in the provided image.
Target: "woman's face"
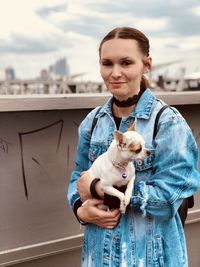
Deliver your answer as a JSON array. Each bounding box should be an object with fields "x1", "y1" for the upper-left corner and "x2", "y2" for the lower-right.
[{"x1": 100, "y1": 38, "x2": 151, "y2": 100}]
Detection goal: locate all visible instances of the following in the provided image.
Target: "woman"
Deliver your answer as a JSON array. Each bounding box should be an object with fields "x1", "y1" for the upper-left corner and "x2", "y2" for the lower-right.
[{"x1": 67, "y1": 27, "x2": 200, "y2": 266}]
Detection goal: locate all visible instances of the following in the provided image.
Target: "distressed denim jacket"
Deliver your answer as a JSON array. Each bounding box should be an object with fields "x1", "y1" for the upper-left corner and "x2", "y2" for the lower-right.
[{"x1": 67, "y1": 89, "x2": 200, "y2": 267}]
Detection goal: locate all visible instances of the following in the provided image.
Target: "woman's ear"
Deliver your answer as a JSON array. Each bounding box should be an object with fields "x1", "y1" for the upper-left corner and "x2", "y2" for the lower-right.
[{"x1": 143, "y1": 56, "x2": 152, "y2": 73}]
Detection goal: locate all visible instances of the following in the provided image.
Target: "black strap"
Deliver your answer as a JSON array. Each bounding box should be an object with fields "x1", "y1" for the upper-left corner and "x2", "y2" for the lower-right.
[
  {"x1": 90, "y1": 178, "x2": 101, "y2": 199},
  {"x1": 91, "y1": 106, "x2": 101, "y2": 135},
  {"x1": 153, "y1": 105, "x2": 169, "y2": 140}
]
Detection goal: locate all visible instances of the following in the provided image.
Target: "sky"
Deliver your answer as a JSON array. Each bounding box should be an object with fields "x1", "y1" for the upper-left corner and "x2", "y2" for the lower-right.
[{"x1": 0, "y1": 0, "x2": 200, "y2": 81}]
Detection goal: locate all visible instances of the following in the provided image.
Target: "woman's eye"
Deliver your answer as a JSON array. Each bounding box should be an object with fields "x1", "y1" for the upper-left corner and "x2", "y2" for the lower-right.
[
  {"x1": 121, "y1": 60, "x2": 133, "y2": 66},
  {"x1": 101, "y1": 61, "x2": 112, "y2": 66}
]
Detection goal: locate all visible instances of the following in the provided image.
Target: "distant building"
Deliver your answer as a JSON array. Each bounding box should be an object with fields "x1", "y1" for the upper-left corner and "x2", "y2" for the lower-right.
[
  {"x1": 38, "y1": 58, "x2": 70, "y2": 81},
  {"x1": 4, "y1": 67, "x2": 15, "y2": 80},
  {"x1": 40, "y1": 69, "x2": 49, "y2": 81},
  {"x1": 49, "y1": 58, "x2": 70, "y2": 79}
]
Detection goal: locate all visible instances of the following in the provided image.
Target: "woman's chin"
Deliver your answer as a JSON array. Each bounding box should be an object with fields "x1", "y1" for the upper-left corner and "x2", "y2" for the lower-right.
[{"x1": 108, "y1": 88, "x2": 127, "y2": 97}]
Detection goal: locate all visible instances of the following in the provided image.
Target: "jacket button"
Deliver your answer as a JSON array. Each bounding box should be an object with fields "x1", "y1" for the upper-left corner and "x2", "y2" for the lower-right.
[
  {"x1": 112, "y1": 236, "x2": 118, "y2": 242},
  {"x1": 137, "y1": 159, "x2": 143, "y2": 166}
]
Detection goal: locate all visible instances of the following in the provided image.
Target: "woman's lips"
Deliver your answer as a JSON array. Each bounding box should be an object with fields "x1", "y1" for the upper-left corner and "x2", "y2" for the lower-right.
[{"x1": 109, "y1": 82, "x2": 126, "y2": 88}]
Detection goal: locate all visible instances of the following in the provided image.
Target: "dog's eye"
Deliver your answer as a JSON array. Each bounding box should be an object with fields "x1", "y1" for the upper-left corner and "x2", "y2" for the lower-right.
[
  {"x1": 129, "y1": 143, "x2": 142, "y2": 153},
  {"x1": 134, "y1": 145, "x2": 142, "y2": 153}
]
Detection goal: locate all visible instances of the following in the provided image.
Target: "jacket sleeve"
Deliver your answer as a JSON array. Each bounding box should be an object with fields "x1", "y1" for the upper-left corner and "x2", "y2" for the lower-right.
[
  {"x1": 67, "y1": 108, "x2": 100, "y2": 210},
  {"x1": 130, "y1": 114, "x2": 200, "y2": 219},
  {"x1": 67, "y1": 131, "x2": 90, "y2": 209}
]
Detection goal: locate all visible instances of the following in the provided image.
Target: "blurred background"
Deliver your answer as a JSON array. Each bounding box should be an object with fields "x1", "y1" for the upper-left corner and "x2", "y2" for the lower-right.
[{"x1": 0, "y1": 0, "x2": 199, "y2": 94}]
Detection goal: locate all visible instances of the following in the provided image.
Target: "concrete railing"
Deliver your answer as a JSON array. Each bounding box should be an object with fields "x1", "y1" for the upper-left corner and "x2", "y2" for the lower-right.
[
  {"x1": 0, "y1": 80, "x2": 106, "y2": 95},
  {"x1": 0, "y1": 91, "x2": 200, "y2": 267}
]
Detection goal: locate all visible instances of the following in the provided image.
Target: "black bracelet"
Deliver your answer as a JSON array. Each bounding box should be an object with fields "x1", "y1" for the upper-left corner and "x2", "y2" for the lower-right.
[
  {"x1": 73, "y1": 198, "x2": 87, "y2": 225},
  {"x1": 90, "y1": 178, "x2": 101, "y2": 199}
]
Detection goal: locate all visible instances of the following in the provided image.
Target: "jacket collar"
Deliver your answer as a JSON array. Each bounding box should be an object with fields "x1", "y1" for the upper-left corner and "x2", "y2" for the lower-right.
[
  {"x1": 98, "y1": 88, "x2": 156, "y2": 120},
  {"x1": 133, "y1": 88, "x2": 156, "y2": 119}
]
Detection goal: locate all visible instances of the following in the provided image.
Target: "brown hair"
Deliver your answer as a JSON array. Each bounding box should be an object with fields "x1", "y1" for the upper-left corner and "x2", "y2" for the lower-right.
[{"x1": 99, "y1": 27, "x2": 151, "y2": 90}]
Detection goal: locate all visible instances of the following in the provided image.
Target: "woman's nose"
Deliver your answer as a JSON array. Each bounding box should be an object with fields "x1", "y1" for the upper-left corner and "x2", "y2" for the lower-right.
[{"x1": 111, "y1": 65, "x2": 122, "y2": 78}]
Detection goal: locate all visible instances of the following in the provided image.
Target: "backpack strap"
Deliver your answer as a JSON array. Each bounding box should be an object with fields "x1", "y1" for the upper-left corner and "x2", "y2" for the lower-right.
[
  {"x1": 91, "y1": 106, "x2": 102, "y2": 136},
  {"x1": 153, "y1": 104, "x2": 194, "y2": 227},
  {"x1": 153, "y1": 105, "x2": 169, "y2": 140}
]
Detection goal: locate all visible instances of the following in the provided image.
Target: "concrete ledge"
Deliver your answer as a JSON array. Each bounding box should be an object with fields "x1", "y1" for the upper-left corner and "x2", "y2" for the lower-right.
[
  {"x1": 186, "y1": 209, "x2": 200, "y2": 224},
  {"x1": 0, "y1": 234, "x2": 83, "y2": 266},
  {"x1": 0, "y1": 91, "x2": 200, "y2": 112}
]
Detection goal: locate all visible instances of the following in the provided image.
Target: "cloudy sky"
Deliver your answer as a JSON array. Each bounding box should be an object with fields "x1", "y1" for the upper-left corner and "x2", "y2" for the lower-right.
[{"x1": 0, "y1": 0, "x2": 199, "y2": 81}]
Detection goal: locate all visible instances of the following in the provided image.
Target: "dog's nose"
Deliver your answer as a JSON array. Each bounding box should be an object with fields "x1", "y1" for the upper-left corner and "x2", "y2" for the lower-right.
[{"x1": 146, "y1": 150, "x2": 151, "y2": 156}]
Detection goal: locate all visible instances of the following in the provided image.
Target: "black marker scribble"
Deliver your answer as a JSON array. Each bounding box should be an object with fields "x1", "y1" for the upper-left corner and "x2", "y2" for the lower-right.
[
  {"x1": 73, "y1": 121, "x2": 79, "y2": 128},
  {"x1": 0, "y1": 138, "x2": 12, "y2": 154},
  {"x1": 66, "y1": 144, "x2": 70, "y2": 174},
  {"x1": 32, "y1": 157, "x2": 51, "y2": 179},
  {"x1": 195, "y1": 132, "x2": 200, "y2": 142},
  {"x1": 18, "y1": 119, "x2": 64, "y2": 199}
]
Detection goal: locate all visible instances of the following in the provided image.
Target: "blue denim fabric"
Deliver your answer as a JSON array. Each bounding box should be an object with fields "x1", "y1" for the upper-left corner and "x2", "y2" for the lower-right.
[{"x1": 67, "y1": 89, "x2": 200, "y2": 267}]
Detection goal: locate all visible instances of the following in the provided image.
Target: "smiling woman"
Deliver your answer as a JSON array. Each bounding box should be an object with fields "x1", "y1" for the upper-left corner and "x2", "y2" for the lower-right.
[
  {"x1": 100, "y1": 38, "x2": 151, "y2": 103},
  {"x1": 67, "y1": 26, "x2": 200, "y2": 267},
  {"x1": 99, "y1": 28, "x2": 151, "y2": 117}
]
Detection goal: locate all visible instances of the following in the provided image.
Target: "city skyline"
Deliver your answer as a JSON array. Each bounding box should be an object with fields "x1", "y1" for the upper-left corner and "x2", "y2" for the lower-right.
[{"x1": 0, "y1": 0, "x2": 199, "y2": 81}]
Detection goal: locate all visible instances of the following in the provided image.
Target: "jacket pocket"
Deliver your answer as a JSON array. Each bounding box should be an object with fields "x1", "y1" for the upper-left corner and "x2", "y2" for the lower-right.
[
  {"x1": 134, "y1": 149, "x2": 155, "y2": 171},
  {"x1": 88, "y1": 144, "x2": 107, "y2": 163},
  {"x1": 153, "y1": 235, "x2": 165, "y2": 267}
]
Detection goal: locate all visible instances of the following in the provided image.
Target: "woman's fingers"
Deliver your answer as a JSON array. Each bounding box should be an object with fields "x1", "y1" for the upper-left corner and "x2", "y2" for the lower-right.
[{"x1": 77, "y1": 198, "x2": 121, "y2": 228}]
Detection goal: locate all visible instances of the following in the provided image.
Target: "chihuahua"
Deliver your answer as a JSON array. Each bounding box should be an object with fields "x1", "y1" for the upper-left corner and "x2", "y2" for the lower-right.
[{"x1": 89, "y1": 122, "x2": 149, "y2": 214}]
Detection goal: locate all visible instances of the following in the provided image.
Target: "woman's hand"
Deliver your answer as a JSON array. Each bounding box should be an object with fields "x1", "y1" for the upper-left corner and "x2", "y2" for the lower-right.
[{"x1": 77, "y1": 198, "x2": 121, "y2": 228}]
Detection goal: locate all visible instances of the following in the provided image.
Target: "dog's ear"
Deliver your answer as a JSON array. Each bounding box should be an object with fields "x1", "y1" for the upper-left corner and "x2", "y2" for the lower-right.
[
  {"x1": 128, "y1": 120, "x2": 136, "y2": 131},
  {"x1": 114, "y1": 130, "x2": 126, "y2": 148}
]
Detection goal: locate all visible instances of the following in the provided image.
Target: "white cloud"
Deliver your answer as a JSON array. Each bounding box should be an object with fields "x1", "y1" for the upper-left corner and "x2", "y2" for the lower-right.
[
  {"x1": 0, "y1": 0, "x2": 66, "y2": 39},
  {"x1": 135, "y1": 18, "x2": 168, "y2": 32},
  {"x1": 192, "y1": 5, "x2": 200, "y2": 15},
  {"x1": 179, "y1": 36, "x2": 200, "y2": 51}
]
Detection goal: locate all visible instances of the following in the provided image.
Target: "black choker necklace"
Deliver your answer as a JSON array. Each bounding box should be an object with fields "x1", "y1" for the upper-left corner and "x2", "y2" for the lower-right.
[{"x1": 113, "y1": 90, "x2": 144, "y2": 108}]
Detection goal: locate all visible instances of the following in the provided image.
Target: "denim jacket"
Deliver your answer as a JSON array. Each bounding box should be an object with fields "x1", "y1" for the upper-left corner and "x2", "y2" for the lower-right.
[{"x1": 67, "y1": 89, "x2": 200, "y2": 267}]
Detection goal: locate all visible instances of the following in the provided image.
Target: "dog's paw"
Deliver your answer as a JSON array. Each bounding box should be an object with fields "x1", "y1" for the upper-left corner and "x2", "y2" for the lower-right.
[
  {"x1": 120, "y1": 199, "x2": 127, "y2": 214},
  {"x1": 124, "y1": 195, "x2": 131, "y2": 207},
  {"x1": 120, "y1": 206, "x2": 126, "y2": 214}
]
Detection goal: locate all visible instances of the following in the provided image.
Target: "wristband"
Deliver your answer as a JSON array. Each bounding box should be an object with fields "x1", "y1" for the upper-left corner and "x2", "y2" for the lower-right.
[
  {"x1": 90, "y1": 178, "x2": 101, "y2": 199},
  {"x1": 73, "y1": 198, "x2": 87, "y2": 225}
]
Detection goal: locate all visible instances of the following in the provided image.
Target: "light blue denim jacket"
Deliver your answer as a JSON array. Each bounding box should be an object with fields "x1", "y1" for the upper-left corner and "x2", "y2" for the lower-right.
[{"x1": 67, "y1": 89, "x2": 200, "y2": 267}]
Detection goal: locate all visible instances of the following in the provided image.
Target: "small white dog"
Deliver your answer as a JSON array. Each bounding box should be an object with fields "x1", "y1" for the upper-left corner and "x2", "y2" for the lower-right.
[{"x1": 89, "y1": 122, "x2": 149, "y2": 214}]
